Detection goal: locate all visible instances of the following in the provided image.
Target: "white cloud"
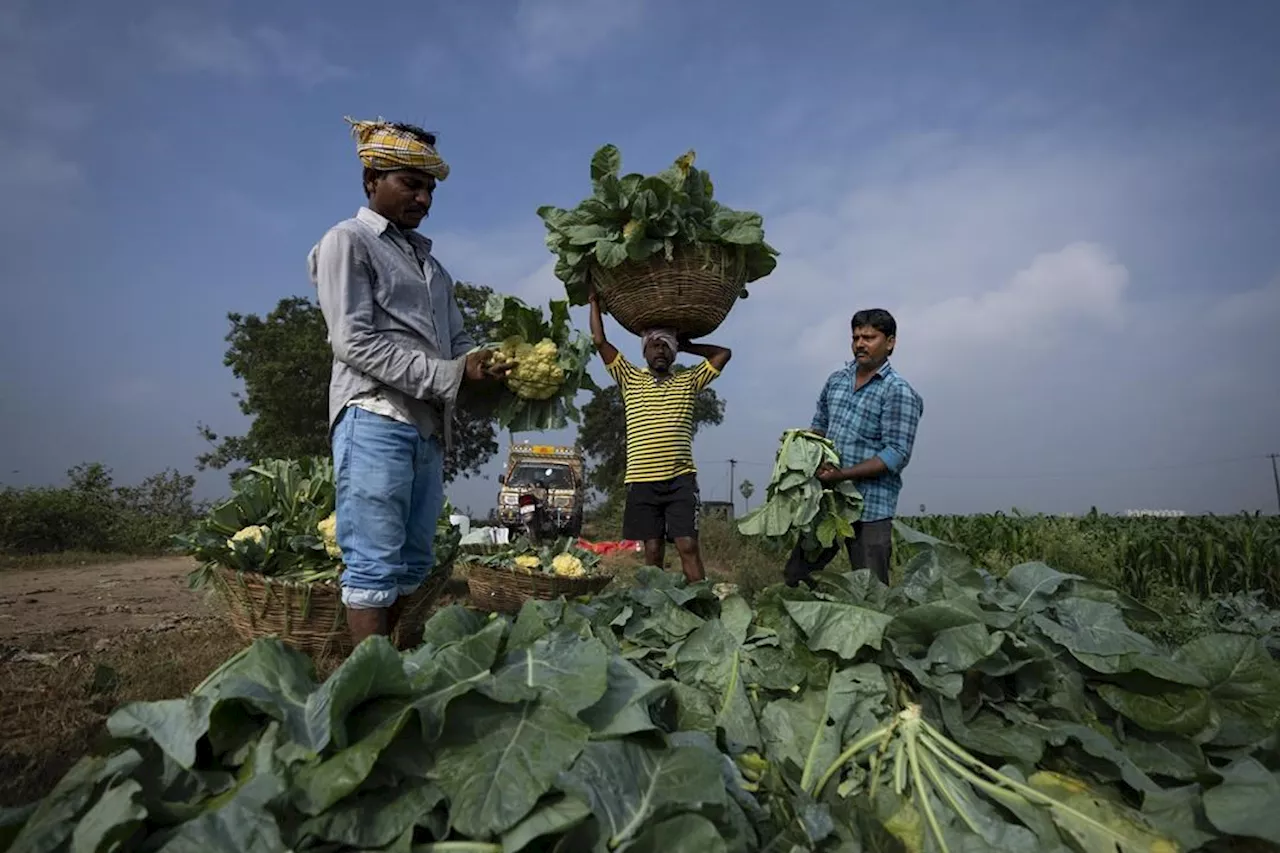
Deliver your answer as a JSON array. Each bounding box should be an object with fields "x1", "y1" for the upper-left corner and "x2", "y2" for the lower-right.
[
  {"x1": 1209, "y1": 276, "x2": 1280, "y2": 332},
  {"x1": 140, "y1": 13, "x2": 350, "y2": 85},
  {"x1": 904, "y1": 242, "x2": 1129, "y2": 373},
  {"x1": 510, "y1": 259, "x2": 565, "y2": 305},
  {"x1": 509, "y1": 0, "x2": 645, "y2": 76}
]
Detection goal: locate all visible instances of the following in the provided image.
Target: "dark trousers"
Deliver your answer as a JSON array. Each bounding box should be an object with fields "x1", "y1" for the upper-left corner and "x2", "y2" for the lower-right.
[{"x1": 784, "y1": 519, "x2": 894, "y2": 587}]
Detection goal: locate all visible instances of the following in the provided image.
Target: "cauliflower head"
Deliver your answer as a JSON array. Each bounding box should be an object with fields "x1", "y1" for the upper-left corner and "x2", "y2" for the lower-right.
[
  {"x1": 316, "y1": 512, "x2": 341, "y2": 558},
  {"x1": 513, "y1": 554, "x2": 542, "y2": 572},
  {"x1": 228, "y1": 524, "x2": 269, "y2": 550},
  {"x1": 551, "y1": 553, "x2": 585, "y2": 578},
  {"x1": 491, "y1": 336, "x2": 564, "y2": 401}
]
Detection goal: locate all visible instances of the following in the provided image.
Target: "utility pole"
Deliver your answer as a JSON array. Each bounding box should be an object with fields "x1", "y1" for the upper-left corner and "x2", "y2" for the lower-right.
[
  {"x1": 732, "y1": 458, "x2": 742, "y2": 512},
  {"x1": 1269, "y1": 453, "x2": 1280, "y2": 514}
]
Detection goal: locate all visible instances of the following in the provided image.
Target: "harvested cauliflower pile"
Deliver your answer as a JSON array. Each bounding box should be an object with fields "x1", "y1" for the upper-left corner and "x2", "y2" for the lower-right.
[
  {"x1": 551, "y1": 553, "x2": 585, "y2": 578},
  {"x1": 513, "y1": 555, "x2": 542, "y2": 573},
  {"x1": 477, "y1": 293, "x2": 597, "y2": 433},
  {"x1": 316, "y1": 512, "x2": 341, "y2": 558},
  {"x1": 228, "y1": 524, "x2": 268, "y2": 549},
  {"x1": 490, "y1": 335, "x2": 564, "y2": 400}
]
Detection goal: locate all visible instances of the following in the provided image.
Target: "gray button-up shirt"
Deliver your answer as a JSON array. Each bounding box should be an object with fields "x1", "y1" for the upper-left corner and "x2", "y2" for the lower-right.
[{"x1": 308, "y1": 206, "x2": 476, "y2": 449}]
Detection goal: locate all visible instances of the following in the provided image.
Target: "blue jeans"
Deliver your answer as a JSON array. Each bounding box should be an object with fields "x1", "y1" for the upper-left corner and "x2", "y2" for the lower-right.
[{"x1": 332, "y1": 406, "x2": 445, "y2": 609}]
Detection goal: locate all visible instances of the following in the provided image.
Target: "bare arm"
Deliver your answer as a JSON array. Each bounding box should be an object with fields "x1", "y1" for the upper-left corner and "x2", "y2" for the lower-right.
[
  {"x1": 678, "y1": 338, "x2": 732, "y2": 372},
  {"x1": 823, "y1": 456, "x2": 890, "y2": 482},
  {"x1": 587, "y1": 286, "x2": 619, "y2": 366}
]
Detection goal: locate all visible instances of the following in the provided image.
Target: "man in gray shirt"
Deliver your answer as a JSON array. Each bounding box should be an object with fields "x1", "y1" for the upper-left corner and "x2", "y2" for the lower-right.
[{"x1": 309, "y1": 117, "x2": 511, "y2": 647}]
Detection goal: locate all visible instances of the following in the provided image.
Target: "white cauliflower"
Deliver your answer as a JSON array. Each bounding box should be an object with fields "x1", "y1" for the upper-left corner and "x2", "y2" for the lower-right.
[
  {"x1": 513, "y1": 554, "x2": 542, "y2": 573},
  {"x1": 228, "y1": 524, "x2": 269, "y2": 550},
  {"x1": 316, "y1": 512, "x2": 341, "y2": 559},
  {"x1": 551, "y1": 553, "x2": 585, "y2": 578},
  {"x1": 490, "y1": 336, "x2": 564, "y2": 401},
  {"x1": 712, "y1": 582, "x2": 740, "y2": 600}
]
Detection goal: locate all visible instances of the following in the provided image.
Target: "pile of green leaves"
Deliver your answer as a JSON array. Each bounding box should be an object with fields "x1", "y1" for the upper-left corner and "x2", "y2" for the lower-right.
[
  {"x1": 174, "y1": 458, "x2": 461, "y2": 586},
  {"x1": 738, "y1": 430, "x2": 865, "y2": 560},
  {"x1": 537, "y1": 145, "x2": 779, "y2": 305},
  {"x1": 9, "y1": 531, "x2": 1280, "y2": 851},
  {"x1": 477, "y1": 293, "x2": 598, "y2": 433}
]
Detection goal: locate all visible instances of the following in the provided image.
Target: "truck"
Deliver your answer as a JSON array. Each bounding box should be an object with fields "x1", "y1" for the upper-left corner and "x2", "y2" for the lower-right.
[{"x1": 495, "y1": 442, "x2": 586, "y2": 538}]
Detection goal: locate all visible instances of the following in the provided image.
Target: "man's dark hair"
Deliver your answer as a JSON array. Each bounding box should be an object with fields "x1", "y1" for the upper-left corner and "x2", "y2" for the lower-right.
[
  {"x1": 851, "y1": 308, "x2": 897, "y2": 337},
  {"x1": 361, "y1": 122, "x2": 440, "y2": 198},
  {"x1": 388, "y1": 122, "x2": 437, "y2": 147}
]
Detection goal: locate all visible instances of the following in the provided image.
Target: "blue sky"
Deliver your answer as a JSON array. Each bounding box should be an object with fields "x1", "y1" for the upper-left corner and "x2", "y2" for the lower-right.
[{"x1": 2, "y1": 0, "x2": 1278, "y2": 516}]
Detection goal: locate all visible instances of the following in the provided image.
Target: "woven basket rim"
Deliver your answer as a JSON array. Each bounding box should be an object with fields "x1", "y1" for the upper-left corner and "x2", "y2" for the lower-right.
[
  {"x1": 462, "y1": 560, "x2": 614, "y2": 580},
  {"x1": 213, "y1": 558, "x2": 456, "y2": 586},
  {"x1": 213, "y1": 565, "x2": 340, "y2": 587}
]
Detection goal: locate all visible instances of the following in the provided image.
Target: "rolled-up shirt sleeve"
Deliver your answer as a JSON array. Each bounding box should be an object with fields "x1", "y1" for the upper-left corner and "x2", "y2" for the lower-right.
[
  {"x1": 876, "y1": 383, "x2": 923, "y2": 473},
  {"x1": 313, "y1": 228, "x2": 465, "y2": 404}
]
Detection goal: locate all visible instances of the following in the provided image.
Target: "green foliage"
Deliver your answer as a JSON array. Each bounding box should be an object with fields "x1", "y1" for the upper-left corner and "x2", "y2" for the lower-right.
[
  {"x1": 196, "y1": 296, "x2": 331, "y2": 470},
  {"x1": 538, "y1": 144, "x2": 779, "y2": 304},
  {"x1": 903, "y1": 510, "x2": 1280, "y2": 607},
  {"x1": 738, "y1": 430, "x2": 865, "y2": 560},
  {"x1": 0, "y1": 463, "x2": 201, "y2": 556},
  {"x1": 174, "y1": 457, "x2": 461, "y2": 586},
  {"x1": 1144, "y1": 588, "x2": 1280, "y2": 655},
  {"x1": 198, "y1": 285, "x2": 501, "y2": 483},
  {"x1": 576, "y1": 366, "x2": 725, "y2": 499},
  {"x1": 474, "y1": 293, "x2": 599, "y2": 432},
  {"x1": 11, "y1": 533, "x2": 1280, "y2": 850}
]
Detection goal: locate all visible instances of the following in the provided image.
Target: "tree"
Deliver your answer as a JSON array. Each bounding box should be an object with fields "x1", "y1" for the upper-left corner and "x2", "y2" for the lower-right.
[
  {"x1": 198, "y1": 283, "x2": 499, "y2": 483},
  {"x1": 739, "y1": 479, "x2": 755, "y2": 511},
  {"x1": 576, "y1": 368, "x2": 726, "y2": 499}
]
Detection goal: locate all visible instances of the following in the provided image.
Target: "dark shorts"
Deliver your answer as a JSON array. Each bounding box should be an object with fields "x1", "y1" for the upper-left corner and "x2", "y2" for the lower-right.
[{"x1": 623, "y1": 474, "x2": 700, "y2": 542}]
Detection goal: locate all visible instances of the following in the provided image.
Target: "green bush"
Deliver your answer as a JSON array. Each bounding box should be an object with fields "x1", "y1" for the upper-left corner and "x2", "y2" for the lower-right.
[{"x1": 0, "y1": 463, "x2": 203, "y2": 557}]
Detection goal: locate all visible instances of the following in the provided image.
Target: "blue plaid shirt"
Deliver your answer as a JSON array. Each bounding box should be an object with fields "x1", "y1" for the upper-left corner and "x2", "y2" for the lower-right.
[{"x1": 811, "y1": 361, "x2": 923, "y2": 521}]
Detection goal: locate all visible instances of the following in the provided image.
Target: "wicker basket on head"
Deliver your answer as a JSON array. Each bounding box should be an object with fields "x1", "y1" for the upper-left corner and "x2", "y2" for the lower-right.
[
  {"x1": 212, "y1": 561, "x2": 453, "y2": 657},
  {"x1": 592, "y1": 243, "x2": 747, "y2": 338},
  {"x1": 465, "y1": 560, "x2": 613, "y2": 614}
]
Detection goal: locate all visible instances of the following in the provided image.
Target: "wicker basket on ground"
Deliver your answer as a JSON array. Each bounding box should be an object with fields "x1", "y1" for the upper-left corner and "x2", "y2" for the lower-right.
[
  {"x1": 212, "y1": 561, "x2": 454, "y2": 657},
  {"x1": 592, "y1": 243, "x2": 748, "y2": 338},
  {"x1": 465, "y1": 560, "x2": 612, "y2": 614}
]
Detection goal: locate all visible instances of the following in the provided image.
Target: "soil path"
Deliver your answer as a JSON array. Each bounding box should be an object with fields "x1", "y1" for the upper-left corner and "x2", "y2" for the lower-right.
[{"x1": 0, "y1": 557, "x2": 212, "y2": 643}]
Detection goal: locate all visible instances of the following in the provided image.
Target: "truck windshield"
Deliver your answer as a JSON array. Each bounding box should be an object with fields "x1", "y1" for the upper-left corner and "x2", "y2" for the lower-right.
[{"x1": 507, "y1": 464, "x2": 575, "y2": 489}]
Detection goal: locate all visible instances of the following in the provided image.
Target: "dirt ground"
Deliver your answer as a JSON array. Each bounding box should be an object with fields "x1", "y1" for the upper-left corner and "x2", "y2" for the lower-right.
[
  {"x1": 0, "y1": 557, "x2": 250, "y2": 806},
  {"x1": 0, "y1": 556, "x2": 215, "y2": 641}
]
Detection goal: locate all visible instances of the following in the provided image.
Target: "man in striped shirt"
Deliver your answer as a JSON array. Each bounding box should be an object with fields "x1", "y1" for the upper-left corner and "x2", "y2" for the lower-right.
[{"x1": 588, "y1": 286, "x2": 731, "y2": 582}]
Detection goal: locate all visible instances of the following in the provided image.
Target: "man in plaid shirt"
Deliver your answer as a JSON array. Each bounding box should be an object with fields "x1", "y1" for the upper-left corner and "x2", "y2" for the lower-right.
[{"x1": 784, "y1": 308, "x2": 923, "y2": 587}]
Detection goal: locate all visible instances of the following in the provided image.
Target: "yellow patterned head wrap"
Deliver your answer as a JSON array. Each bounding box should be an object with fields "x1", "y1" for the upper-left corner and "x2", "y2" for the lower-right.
[{"x1": 344, "y1": 116, "x2": 450, "y2": 180}]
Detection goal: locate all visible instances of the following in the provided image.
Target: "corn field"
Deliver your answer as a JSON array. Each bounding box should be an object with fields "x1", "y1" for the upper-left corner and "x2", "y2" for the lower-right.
[{"x1": 894, "y1": 510, "x2": 1280, "y2": 606}]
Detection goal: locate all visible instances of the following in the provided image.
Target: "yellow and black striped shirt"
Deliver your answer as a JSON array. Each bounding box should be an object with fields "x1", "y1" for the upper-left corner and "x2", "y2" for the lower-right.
[{"x1": 605, "y1": 353, "x2": 721, "y2": 484}]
